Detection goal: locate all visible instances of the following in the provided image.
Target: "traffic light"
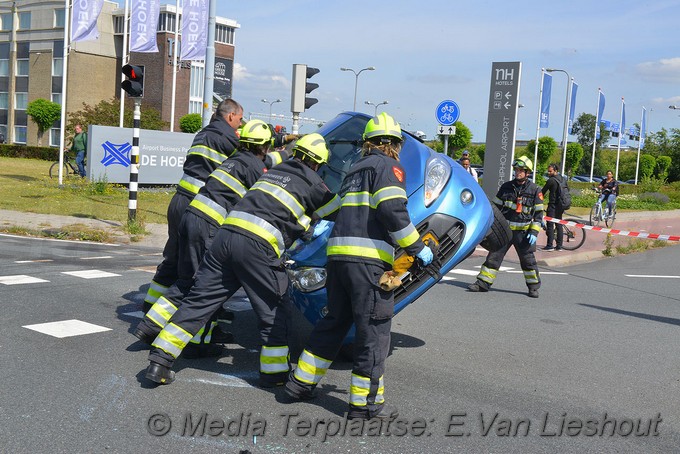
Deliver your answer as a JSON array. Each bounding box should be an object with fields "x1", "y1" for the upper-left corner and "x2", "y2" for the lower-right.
[
  {"x1": 121, "y1": 64, "x2": 145, "y2": 97},
  {"x1": 291, "y1": 64, "x2": 320, "y2": 113}
]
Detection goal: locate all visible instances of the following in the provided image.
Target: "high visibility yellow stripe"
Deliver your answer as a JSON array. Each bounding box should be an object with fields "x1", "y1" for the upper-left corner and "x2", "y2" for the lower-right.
[
  {"x1": 187, "y1": 144, "x2": 229, "y2": 164},
  {"x1": 190, "y1": 195, "x2": 227, "y2": 225},
  {"x1": 224, "y1": 216, "x2": 282, "y2": 257},
  {"x1": 350, "y1": 373, "x2": 370, "y2": 406},
  {"x1": 314, "y1": 194, "x2": 341, "y2": 219},
  {"x1": 145, "y1": 296, "x2": 177, "y2": 328},
  {"x1": 143, "y1": 280, "x2": 169, "y2": 305},
  {"x1": 152, "y1": 323, "x2": 193, "y2": 358},
  {"x1": 327, "y1": 244, "x2": 394, "y2": 265},
  {"x1": 390, "y1": 223, "x2": 419, "y2": 248}
]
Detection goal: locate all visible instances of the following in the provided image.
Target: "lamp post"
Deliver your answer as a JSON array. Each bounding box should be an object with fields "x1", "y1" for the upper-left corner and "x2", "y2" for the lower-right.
[
  {"x1": 546, "y1": 68, "x2": 572, "y2": 175},
  {"x1": 261, "y1": 98, "x2": 281, "y2": 123},
  {"x1": 365, "y1": 100, "x2": 388, "y2": 116},
  {"x1": 340, "y1": 66, "x2": 375, "y2": 111}
]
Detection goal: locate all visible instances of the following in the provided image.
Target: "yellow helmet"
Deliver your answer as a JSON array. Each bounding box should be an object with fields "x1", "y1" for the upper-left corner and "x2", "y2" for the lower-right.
[
  {"x1": 292, "y1": 133, "x2": 329, "y2": 165},
  {"x1": 239, "y1": 119, "x2": 271, "y2": 145},
  {"x1": 363, "y1": 112, "x2": 403, "y2": 143},
  {"x1": 512, "y1": 156, "x2": 533, "y2": 172}
]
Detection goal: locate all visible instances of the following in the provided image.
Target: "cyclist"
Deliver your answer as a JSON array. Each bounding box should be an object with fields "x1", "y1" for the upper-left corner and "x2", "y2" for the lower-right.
[{"x1": 597, "y1": 170, "x2": 619, "y2": 218}]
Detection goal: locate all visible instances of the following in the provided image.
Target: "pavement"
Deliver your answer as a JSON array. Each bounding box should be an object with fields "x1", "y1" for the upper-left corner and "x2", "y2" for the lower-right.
[{"x1": 1, "y1": 208, "x2": 680, "y2": 268}]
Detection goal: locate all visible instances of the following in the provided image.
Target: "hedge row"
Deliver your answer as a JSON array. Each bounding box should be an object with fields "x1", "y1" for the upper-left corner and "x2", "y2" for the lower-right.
[{"x1": 0, "y1": 144, "x2": 58, "y2": 161}]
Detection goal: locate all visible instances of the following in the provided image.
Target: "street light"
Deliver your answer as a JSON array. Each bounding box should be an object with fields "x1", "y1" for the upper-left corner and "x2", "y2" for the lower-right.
[
  {"x1": 340, "y1": 66, "x2": 375, "y2": 111},
  {"x1": 365, "y1": 100, "x2": 388, "y2": 116},
  {"x1": 261, "y1": 98, "x2": 281, "y2": 123},
  {"x1": 546, "y1": 68, "x2": 573, "y2": 175}
]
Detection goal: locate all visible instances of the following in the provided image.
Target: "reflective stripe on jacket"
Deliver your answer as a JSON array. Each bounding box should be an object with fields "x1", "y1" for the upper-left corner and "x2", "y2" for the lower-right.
[{"x1": 493, "y1": 179, "x2": 544, "y2": 233}]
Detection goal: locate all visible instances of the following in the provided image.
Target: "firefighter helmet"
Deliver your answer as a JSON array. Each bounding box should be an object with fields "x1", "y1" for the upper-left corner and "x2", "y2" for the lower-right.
[
  {"x1": 292, "y1": 133, "x2": 329, "y2": 165},
  {"x1": 512, "y1": 156, "x2": 533, "y2": 172},
  {"x1": 239, "y1": 119, "x2": 271, "y2": 145},
  {"x1": 363, "y1": 112, "x2": 403, "y2": 143}
]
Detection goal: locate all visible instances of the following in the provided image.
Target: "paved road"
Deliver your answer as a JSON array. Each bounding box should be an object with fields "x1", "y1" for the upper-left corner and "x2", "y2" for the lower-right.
[{"x1": 1, "y1": 233, "x2": 679, "y2": 453}]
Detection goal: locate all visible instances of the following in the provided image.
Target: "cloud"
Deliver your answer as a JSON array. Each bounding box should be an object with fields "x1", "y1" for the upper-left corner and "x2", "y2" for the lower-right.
[{"x1": 636, "y1": 57, "x2": 680, "y2": 83}]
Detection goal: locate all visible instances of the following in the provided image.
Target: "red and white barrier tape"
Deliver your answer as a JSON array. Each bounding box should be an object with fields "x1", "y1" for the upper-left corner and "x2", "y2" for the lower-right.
[{"x1": 543, "y1": 216, "x2": 680, "y2": 242}]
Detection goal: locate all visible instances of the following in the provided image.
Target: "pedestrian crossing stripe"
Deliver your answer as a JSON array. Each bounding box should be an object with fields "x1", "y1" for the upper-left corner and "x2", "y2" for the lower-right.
[
  {"x1": 23, "y1": 319, "x2": 112, "y2": 338},
  {"x1": 62, "y1": 270, "x2": 121, "y2": 279},
  {"x1": 0, "y1": 275, "x2": 49, "y2": 285}
]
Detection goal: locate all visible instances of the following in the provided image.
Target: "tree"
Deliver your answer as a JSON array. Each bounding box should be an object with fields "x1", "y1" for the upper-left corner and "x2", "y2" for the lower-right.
[
  {"x1": 66, "y1": 98, "x2": 168, "y2": 137},
  {"x1": 571, "y1": 112, "x2": 611, "y2": 174},
  {"x1": 564, "y1": 142, "x2": 584, "y2": 175},
  {"x1": 524, "y1": 136, "x2": 557, "y2": 175},
  {"x1": 639, "y1": 154, "x2": 656, "y2": 179},
  {"x1": 656, "y1": 155, "x2": 671, "y2": 180},
  {"x1": 179, "y1": 113, "x2": 203, "y2": 133},
  {"x1": 26, "y1": 98, "x2": 61, "y2": 146},
  {"x1": 445, "y1": 121, "x2": 472, "y2": 156}
]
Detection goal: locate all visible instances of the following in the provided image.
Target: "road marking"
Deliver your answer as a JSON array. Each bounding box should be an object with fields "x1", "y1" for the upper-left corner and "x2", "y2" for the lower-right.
[
  {"x1": 625, "y1": 274, "x2": 680, "y2": 279},
  {"x1": 447, "y1": 269, "x2": 479, "y2": 276},
  {"x1": 0, "y1": 275, "x2": 49, "y2": 285},
  {"x1": 131, "y1": 266, "x2": 157, "y2": 273},
  {"x1": 473, "y1": 265, "x2": 515, "y2": 271},
  {"x1": 62, "y1": 270, "x2": 121, "y2": 279},
  {"x1": 23, "y1": 319, "x2": 112, "y2": 338},
  {"x1": 80, "y1": 256, "x2": 113, "y2": 260},
  {"x1": 14, "y1": 259, "x2": 53, "y2": 263},
  {"x1": 440, "y1": 275, "x2": 457, "y2": 282}
]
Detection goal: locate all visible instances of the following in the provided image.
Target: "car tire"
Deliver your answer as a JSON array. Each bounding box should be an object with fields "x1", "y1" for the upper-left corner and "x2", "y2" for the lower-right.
[{"x1": 479, "y1": 203, "x2": 512, "y2": 252}]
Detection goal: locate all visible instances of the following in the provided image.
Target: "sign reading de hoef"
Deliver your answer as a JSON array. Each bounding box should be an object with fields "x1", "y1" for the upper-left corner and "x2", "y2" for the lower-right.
[
  {"x1": 482, "y1": 61, "x2": 522, "y2": 199},
  {"x1": 87, "y1": 125, "x2": 195, "y2": 184}
]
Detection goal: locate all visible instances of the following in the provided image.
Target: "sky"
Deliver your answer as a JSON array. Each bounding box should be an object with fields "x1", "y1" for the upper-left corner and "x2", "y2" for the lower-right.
[{"x1": 120, "y1": 0, "x2": 680, "y2": 143}]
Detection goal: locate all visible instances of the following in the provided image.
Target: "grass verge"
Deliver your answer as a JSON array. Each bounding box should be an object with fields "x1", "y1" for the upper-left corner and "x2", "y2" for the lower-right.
[{"x1": 0, "y1": 223, "x2": 114, "y2": 243}]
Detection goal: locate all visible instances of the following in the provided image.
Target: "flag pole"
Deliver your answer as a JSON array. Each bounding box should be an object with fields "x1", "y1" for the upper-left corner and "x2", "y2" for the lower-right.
[
  {"x1": 615, "y1": 97, "x2": 624, "y2": 180},
  {"x1": 119, "y1": 0, "x2": 129, "y2": 127},
  {"x1": 170, "y1": 0, "x2": 180, "y2": 132},
  {"x1": 589, "y1": 89, "x2": 601, "y2": 183},
  {"x1": 532, "y1": 68, "x2": 545, "y2": 183},
  {"x1": 58, "y1": 0, "x2": 71, "y2": 186},
  {"x1": 560, "y1": 77, "x2": 573, "y2": 176},
  {"x1": 635, "y1": 107, "x2": 645, "y2": 185}
]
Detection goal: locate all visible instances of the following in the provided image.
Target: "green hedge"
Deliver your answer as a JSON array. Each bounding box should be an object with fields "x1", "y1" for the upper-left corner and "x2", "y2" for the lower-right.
[{"x1": 0, "y1": 144, "x2": 58, "y2": 161}]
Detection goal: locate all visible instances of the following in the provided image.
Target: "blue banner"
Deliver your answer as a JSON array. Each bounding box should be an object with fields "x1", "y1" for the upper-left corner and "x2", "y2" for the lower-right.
[
  {"x1": 539, "y1": 72, "x2": 552, "y2": 128},
  {"x1": 641, "y1": 108, "x2": 647, "y2": 147},
  {"x1": 130, "y1": 0, "x2": 160, "y2": 52},
  {"x1": 596, "y1": 90, "x2": 605, "y2": 139},
  {"x1": 71, "y1": 0, "x2": 104, "y2": 43},
  {"x1": 180, "y1": 0, "x2": 209, "y2": 61},
  {"x1": 568, "y1": 81, "x2": 578, "y2": 134},
  {"x1": 621, "y1": 100, "x2": 626, "y2": 134}
]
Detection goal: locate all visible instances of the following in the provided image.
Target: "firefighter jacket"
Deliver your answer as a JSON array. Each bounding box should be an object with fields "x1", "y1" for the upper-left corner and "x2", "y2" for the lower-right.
[
  {"x1": 327, "y1": 147, "x2": 425, "y2": 269},
  {"x1": 222, "y1": 159, "x2": 341, "y2": 258},
  {"x1": 493, "y1": 178, "x2": 544, "y2": 237},
  {"x1": 186, "y1": 150, "x2": 267, "y2": 227},
  {"x1": 177, "y1": 115, "x2": 239, "y2": 197}
]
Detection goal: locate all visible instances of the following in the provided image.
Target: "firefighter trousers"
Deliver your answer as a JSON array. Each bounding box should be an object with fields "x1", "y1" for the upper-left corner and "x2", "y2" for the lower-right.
[
  {"x1": 149, "y1": 228, "x2": 291, "y2": 382},
  {"x1": 143, "y1": 191, "x2": 192, "y2": 311},
  {"x1": 477, "y1": 230, "x2": 541, "y2": 290},
  {"x1": 294, "y1": 261, "x2": 392, "y2": 413}
]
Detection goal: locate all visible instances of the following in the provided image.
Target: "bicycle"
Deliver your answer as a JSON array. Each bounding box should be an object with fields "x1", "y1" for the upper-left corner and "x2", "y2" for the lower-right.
[
  {"x1": 589, "y1": 189, "x2": 617, "y2": 228},
  {"x1": 49, "y1": 150, "x2": 85, "y2": 179},
  {"x1": 544, "y1": 214, "x2": 587, "y2": 251}
]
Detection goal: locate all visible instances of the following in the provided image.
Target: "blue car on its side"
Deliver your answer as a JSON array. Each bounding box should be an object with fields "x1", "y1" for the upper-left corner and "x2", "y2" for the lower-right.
[{"x1": 285, "y1": 112, "x2": 508, "y2": 336}]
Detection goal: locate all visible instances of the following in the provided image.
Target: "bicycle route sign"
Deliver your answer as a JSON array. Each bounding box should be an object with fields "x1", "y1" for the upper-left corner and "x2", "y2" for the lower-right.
[{"x1": 435, "y1": 100, "x2": 460, "y2": 126}]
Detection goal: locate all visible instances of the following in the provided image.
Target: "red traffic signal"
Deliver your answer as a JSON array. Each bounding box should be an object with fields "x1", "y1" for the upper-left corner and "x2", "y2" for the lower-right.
[{"x1": 122, "y1": 64, "x2": 144, "y2": 97}]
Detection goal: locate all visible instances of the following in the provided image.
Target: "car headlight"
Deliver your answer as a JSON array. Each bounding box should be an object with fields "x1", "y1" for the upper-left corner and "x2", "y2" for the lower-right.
[
  {"x1": 424, "y1": 154, "x2": 452, "y2": 207},
  {"x1": 288, "y1": 267, "x2": 327, "y2": 292}
]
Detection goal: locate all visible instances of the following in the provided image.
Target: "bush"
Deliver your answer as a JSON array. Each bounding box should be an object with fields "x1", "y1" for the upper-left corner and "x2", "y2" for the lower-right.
[
  {"x1": 0, "y1": 144, "x2": 56, "y2": 161},
  {"x1": 637, "y1": 192, "x2": 670, "y2": 204},
  {"x1": 179, "y1": 113, "x2": 203, "y2": 133}
]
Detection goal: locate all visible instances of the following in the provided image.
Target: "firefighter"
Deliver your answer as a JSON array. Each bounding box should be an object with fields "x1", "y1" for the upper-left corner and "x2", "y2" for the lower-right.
[
  {"x1": 134, "y1": 119, "x2": 278, "y2": 357},
  {"x1": 285, "y1": 113, "x2": 434, "y2": 420},
  {"x1": 144, "y1": 133, "x2": 341, "y2": 387},
  {"x1": 142, "y1": 99, "x2": 243, "y2": 313},
  {"x1": 467, "y1": 155, "x2": 543, "y2": 298}
]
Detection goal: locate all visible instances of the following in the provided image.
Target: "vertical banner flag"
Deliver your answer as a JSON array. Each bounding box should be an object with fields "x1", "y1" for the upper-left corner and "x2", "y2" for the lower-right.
[
  {"x1": 621, "y1": 98, "x2": 626, "y2": 134},
  {"x1": 71, "y1": 0, "x2": 105, "y2": 43},
  {"x1": 568, "y1": 81, "x2": 578, "y2": 134},
  {"x1": 596, "y1": 90, "x2": 605, "y2": 139},
  {"x1": 180, "y1": 0, "x2": 209, "y2": 61},
  {"x1": 640, "y1": 107, "x2": 647, "y2": 147},
  {"x1": 130, "y1": 0, "x2": 160, "y2": 52},
  {"x1": 539, "y1": 72, "x2": 552, "y2": 128}
]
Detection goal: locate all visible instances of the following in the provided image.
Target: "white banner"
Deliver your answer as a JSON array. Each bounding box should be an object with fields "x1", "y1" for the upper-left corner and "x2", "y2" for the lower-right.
[
  {"x1": 71, "y1": 0, "x2": 104, "y2": 43},
  {"x1": 130, "y1": 0, "x2": 160, "y2": 53},
  {"x1": 180, "y1": 0, "x2": 209, "y2": 61}
]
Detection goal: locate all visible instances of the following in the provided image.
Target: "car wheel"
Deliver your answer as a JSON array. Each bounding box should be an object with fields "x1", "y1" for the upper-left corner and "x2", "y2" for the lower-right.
[{"x1": 479, "y1": 203, "x2": 512, "y2": 252}]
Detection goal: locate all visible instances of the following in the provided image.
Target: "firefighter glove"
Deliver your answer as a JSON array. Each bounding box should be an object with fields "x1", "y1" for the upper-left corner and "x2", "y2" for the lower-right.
[
  {"x1": 284, "y1": 134, "x2": 300, "y2": 143},
  {"x1": 527, "y1": 231, "x2": 537, "y2": 245},
  {"x1": 416, "y1": 245, "x2": 434, "y2": 266}
]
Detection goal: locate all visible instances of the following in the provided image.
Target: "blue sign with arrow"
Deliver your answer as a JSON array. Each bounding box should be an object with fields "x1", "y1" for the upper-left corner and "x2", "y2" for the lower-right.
[{"x1": 435, "y1": 100, "x2": 460, "y2": 126}]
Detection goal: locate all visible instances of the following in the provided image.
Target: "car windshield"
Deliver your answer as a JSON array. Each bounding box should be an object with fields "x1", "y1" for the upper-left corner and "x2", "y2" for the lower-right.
[{"x1": 315, "y1": 114, "x2": 369, "y2": 193}]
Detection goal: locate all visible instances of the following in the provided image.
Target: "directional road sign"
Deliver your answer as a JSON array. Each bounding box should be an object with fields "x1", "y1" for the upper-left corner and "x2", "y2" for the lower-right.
[
  {"x1": 437, "y1": 124, "x2": 456, "y2": 136},
  {"x1": 435, "y1": 100, "x2": 460, "y2": 126}
]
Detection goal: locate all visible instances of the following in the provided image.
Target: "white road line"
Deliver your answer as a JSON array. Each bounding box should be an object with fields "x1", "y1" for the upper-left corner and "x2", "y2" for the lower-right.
[
  {"x1": 14, "y1": 259, "x2": 54, "y2": 263},
  {"x1": 440, "y1": 276, "x2": 457, "y2": 282},
  {"x1": 447, "y1": 269, "x2": 479, "y2": 276},
  {"x1": 472, "y1": 265, "x2": 515, "y2": 271},
  {"x1": 0, "y1": 275, "x2": 49, "y2": 285},
  {"x1": 80, "y1": 256, "x2": 113, "y2": 260},
  {"x1": 625, "y1": 274, "x2": 680, "y2": 279},
  {"x1": 23, "y1": 319, "x2": 112, "y2": 338},
  {"x1": 62, "y1": 270, "x2": 121, "y2": 279}
]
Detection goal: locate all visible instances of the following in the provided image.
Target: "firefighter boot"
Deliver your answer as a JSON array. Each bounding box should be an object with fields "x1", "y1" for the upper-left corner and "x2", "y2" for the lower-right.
[
  {"x1": 467, "y1": 280, "x2": 489, "y2": 292},
  {"x1": 133, "y1": 321, "x2": 160, "y2": 345},
  {"x1": 284, "y1": 373, "x2": 317, "y2": 400},
  {"x1": 183, "y1": 343, "x2": 225, "y2": 359},
  {"x1": 528, "y1": 288, "x2": 539, "y2": 298},
  {"x1": 145, "y1": 362, "x2": 175, "y2": 385},
  {"x1": 347, "y1": 404, "x2": 399, "y2": 420}
]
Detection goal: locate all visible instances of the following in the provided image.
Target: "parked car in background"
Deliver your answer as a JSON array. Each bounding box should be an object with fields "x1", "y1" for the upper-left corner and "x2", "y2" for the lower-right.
[
  {"x1": 286, "y1": 112, "x2": 510, "y2": 344},
  {"x1": 571, "y1": 175, "x2": 602, "y2": 183}
]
